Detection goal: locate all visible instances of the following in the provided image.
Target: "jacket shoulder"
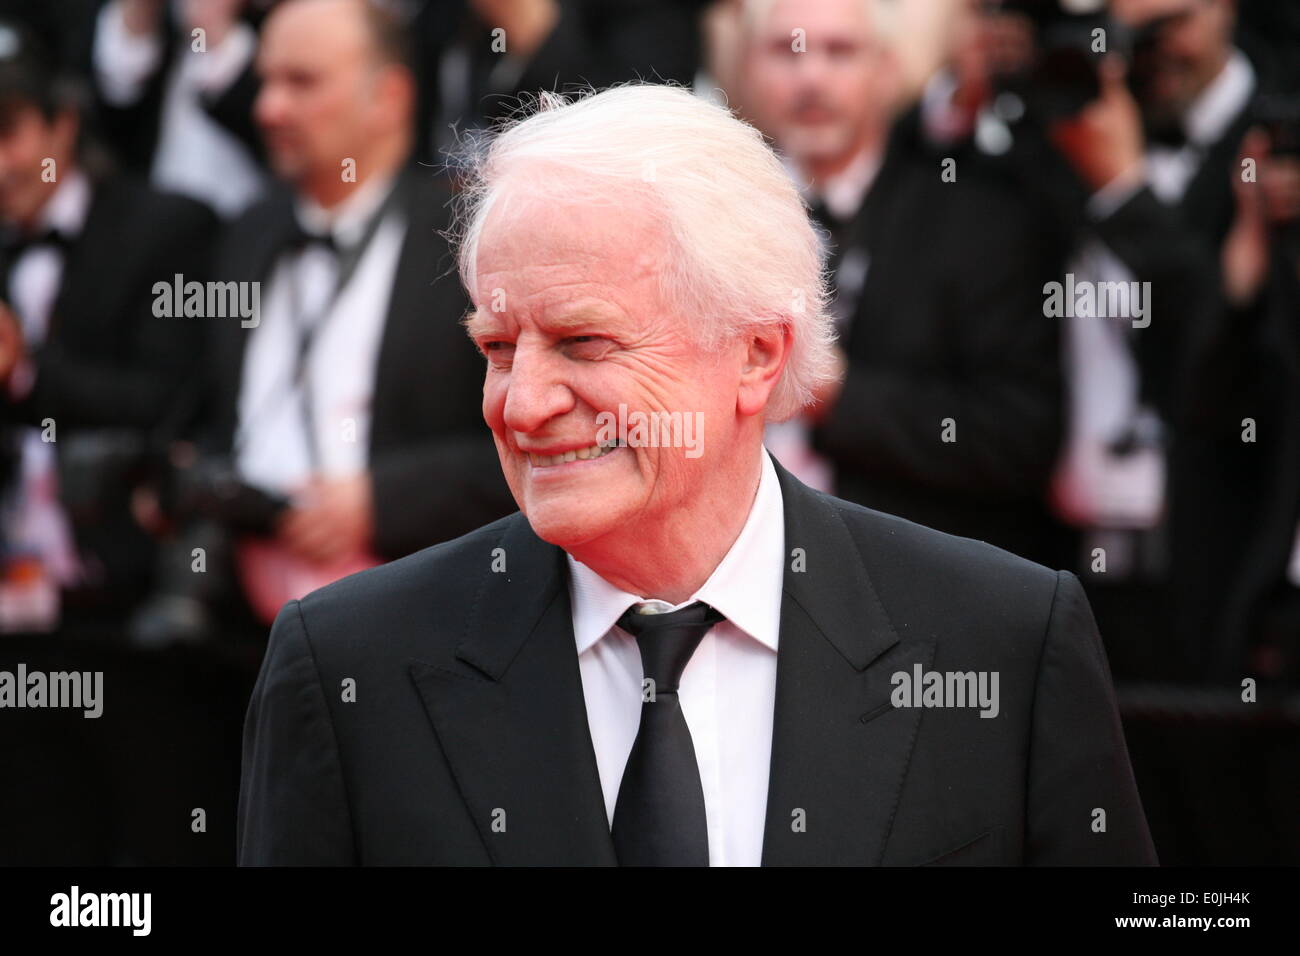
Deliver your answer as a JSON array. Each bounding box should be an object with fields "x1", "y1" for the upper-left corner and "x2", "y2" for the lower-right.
[
  {"x1": 291, "y1": 512, "x2": 522, "y2": 645},
  {"x1": 819, "y1": 491, "x2": 1066, "y2": 631},
  {"x1": 95, "y1": 176, "x2": 218, "y2": 235}
]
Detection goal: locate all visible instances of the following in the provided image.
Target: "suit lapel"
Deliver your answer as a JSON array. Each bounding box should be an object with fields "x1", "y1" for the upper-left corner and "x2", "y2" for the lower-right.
[
  {"x1": 408, "y1": 454, "x2": 931, "y2": 866},
  {"x1": 761, "y1": 455, "x2": 934, "y2": 865},
  {"x1": 408, "y1": 513, "x2": 617, "y2": 865}
]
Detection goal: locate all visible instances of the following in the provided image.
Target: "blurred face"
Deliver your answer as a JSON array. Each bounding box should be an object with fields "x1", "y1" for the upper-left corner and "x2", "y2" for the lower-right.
[
  {"x1": 742, "y1": 0, "x2": 890, "y2": 168},
  {"x1": 0, "y1": 104, "x2": 74, "y2": 228},
  {"x1": 951, "y1": 2, "x2": 1034, "y2": 90},
  {"x1": 466, "y1": 190, "x2": 748, "y2": 551},
  {"x1": 1118, "y1": 0, "x2": 1233, "y2": 118},
  {"x1": 254, "y1": 0, "x2": 381, "y2": 184}
]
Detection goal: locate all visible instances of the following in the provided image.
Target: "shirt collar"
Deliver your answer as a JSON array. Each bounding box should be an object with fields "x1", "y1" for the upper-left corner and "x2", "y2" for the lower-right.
[
  {"x1": 1183, "y1": 48, "x2": 1255, "y2": 149},
  {"x1": 566, "y1": 447, "x2": 785, "y2": 655},
  {"x1": 293, "y1": 168, "x2": 398, "y2": 247},
  {"x1": 38, "y1": 168, "x2": 92, "y2": 236},
  {"x1": 783, "y1": 146, "x2": 883, "y2": 223}
]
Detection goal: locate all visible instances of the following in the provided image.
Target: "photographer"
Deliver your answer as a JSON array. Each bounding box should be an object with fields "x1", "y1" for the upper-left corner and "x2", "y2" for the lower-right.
[
  {"x1": 1184, "y1": 119, "x2": 1300, "y2": 686},
  {"x1": 0, "y1": 21, "x2": 215, "y2": 636},
  {"x1": 924, "y1": 0, "x2": 1259, "y2": 682}
]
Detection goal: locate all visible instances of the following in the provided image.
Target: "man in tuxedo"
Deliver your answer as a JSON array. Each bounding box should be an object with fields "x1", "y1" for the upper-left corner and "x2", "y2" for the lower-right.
[
  {"x1": 165, "y1": 0, "x2": 511, "y2": 634},
  {"x1": 239, "y1": 82, "x2": 1156, "y2": 866},
  {"x1": 1040, "y1": 0, "x2": 1265, "y2": 680},
  {"x1": 736, "y1": 0, "x2": 1065, "y2": 567},
  {"x1": 0, "y1": 22, "x2": 215, "y2": 630}
]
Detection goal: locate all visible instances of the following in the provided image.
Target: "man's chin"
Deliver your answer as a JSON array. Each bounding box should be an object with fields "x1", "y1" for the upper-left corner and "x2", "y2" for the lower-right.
[
  {"x1": 521, "y1": 504, "x2": 615, "y2": 552},
  {"x1": 266, "y1": 153, "x2": 307, "y2": 183},
  {"x1": 783, "y1": 127, "x2": 854, "y2": 167}
]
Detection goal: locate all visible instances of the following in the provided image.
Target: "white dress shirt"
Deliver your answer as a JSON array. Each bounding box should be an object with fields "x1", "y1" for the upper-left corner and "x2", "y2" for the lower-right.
[
  {"x1": 566, "y1": 447, "x2": 785, "y2": 866},
  {"x1": 234, "y1": 172, "x2": 405, "y2": 495},
  {"x1": 93, "y1": 0, "x2": 265, "y2": 217},
  {"x1": 1146, "y1": 49, "x2": 1255, "y2": 205}
]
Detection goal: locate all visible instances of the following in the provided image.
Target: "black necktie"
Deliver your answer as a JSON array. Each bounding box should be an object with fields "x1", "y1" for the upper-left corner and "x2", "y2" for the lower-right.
[{"x1": 612, "y1": 600, "x2": 724, "y2": 866}]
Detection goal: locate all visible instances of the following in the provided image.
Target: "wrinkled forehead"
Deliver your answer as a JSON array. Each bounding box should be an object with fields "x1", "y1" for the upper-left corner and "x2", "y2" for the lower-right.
[{"x1": 471, "y1": 178, "x2": 670, "y2": 304}]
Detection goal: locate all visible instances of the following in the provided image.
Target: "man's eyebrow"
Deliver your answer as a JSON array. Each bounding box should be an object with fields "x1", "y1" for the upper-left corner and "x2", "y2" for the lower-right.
[
  {"x1": 463, "y1": 306, "x2": 628, "y2": 338},
  {"x1": 542, "y1": 306, "x2": 628, "y2": 333},
  {"x1": 462, "y1": 311, "x2": 499, "y2": 337}
]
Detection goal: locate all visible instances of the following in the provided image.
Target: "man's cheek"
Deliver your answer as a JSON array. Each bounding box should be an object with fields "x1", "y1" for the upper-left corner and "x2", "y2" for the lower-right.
[{"x1": 482, "y1": 382, "x2": 506, "y2": 430}]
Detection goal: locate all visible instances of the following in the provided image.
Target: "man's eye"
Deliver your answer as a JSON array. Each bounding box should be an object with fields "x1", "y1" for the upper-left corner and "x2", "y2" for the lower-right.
[
  {"x1": 563, "y1": 335, "x2": 612, "y2": 358},
  {"x1": 480, "y1": 341, "x2": 515, "y2": 365}
]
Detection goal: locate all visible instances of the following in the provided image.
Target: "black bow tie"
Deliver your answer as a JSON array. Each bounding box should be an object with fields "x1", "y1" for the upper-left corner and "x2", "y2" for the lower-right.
[
  {"x1": 2, "y1": 227, "x2": 73, "y2": 258},
  {"x1": 283, "y1": 219, "x2": 338, "y2": 254}
]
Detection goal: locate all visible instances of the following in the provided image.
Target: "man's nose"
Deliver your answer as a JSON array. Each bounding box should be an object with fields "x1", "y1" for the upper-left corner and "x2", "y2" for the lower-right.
[
  {"x1": 792, "y1": 47, "x2": 832, "y2": 83},
  {"x1": 501, "y1": 349, "x2": 575, "y2": 434}
]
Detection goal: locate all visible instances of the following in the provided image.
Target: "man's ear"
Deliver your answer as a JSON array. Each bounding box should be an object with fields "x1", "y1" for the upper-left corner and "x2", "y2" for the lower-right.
[
  {"x1": 736, "y1": 321, "x2": 793, "y2": 417},
  {"x1": 52, "y1": 108, "x2": 78, "y2": 160},
  {"x1": 373, "y1": 64, "x2": 415, "y2": 134}
]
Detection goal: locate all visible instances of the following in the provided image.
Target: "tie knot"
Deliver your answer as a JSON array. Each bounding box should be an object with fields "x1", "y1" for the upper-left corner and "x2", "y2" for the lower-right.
[{"x1": 616, "y1": 600, "x2": 724, "y2": 693}]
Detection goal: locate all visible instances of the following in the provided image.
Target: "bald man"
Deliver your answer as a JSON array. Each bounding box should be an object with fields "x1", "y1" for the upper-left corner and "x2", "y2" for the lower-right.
[{"x1": 184, "y1": 0, "x2": 513, "y2": 634}]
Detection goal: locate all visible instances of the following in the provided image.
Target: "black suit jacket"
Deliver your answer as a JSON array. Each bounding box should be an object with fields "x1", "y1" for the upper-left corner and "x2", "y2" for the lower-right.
[
  {"x1": 238, "y1": 452, "x2": 1157, "y2": 865},
  {"x1": 201, "y1": 164, "x2": 512, "y2": 559}
]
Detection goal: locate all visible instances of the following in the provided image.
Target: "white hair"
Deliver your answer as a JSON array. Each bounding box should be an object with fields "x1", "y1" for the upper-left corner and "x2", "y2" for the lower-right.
[{"x1": 451, "y1": 83, "x2": 839, "y2": 422}]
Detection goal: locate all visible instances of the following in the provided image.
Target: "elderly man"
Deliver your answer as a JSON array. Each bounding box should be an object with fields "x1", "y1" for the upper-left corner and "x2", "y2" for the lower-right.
[{"x1": 238, "y1": 84, "x2": 1156, "y2": 866}]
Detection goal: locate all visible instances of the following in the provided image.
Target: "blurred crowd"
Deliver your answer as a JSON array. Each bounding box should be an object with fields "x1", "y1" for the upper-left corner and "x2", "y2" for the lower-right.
[{"x1": 0, "y1": 0, "x2": 1297, "y2": 701}]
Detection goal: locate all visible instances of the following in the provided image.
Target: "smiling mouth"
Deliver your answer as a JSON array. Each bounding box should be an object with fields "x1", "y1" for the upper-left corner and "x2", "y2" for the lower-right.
[{"x1": 526, "y1": 440, "x2": 622, "y2": 468}]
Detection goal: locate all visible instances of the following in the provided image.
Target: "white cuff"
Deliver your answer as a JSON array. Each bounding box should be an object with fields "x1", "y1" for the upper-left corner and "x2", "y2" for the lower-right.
[
  {"x1": 194, "y1": 22, "x2": 256, "y2": 95},
  {"x1": 93, "y1": 0, "x2": 163, "y2": 106}
]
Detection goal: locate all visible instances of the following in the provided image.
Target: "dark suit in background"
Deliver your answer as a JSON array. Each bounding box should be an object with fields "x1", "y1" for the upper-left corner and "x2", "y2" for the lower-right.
[
  {"x1": 811, "y1": 121, "x2": 1065, "y2": 568},
  {"x1": 428, "y1": 0, "x2": 703, "y2": 164},
  {"x1": 1, "y1": 176, "x2": 215, "y2": 622}
]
